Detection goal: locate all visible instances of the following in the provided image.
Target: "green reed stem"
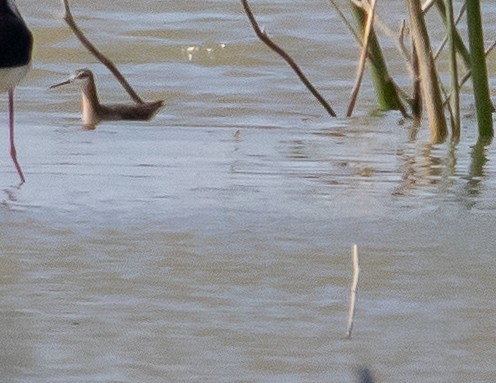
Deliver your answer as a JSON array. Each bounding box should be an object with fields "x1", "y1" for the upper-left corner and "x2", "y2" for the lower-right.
[
  {"x1": 435, "y1": 2, "x2": 470, "y2": 69},
  {"x1": 466, "y1": 0, "x2": 494, "y2": 138},
  {"x1": 445, "y1": 0, "x2": 460, "y2": 139}
]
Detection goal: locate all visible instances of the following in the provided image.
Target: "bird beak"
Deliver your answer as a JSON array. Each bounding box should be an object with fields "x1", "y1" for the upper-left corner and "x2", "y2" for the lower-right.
[{"x1": 49, "y1": 79, "x2": 72, "y2": 89}]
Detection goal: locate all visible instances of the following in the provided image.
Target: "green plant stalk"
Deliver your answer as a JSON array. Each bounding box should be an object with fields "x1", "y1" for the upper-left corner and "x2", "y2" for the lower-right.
[
  {"x1": 466, "y1": 0, "x2": 494, "y2": 137},
  {"x1": 351, "y1": 4, "x2": 402, "y2": 111},
  {"x1": 445, "y1": 0, "x2": 460, "y2": 139},
  {"x1": 407, "y1": 0, "x2": 448, "y2": 143},
  {"x1": 435, "y1": 1, "x2": 471, "y2": 69}
]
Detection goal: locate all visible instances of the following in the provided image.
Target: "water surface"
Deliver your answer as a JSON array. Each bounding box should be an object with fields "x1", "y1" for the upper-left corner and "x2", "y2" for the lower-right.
[{"x1": 1, "y1": 1, "x2": 496, "y2": 382}]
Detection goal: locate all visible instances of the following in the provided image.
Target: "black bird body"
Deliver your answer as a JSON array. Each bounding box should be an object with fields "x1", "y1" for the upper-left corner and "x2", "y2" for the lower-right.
[
  {"x1": 0, "y1": 0, "x2": 33, "y2": 183},
  {"x1": 0, "y1": 0, "x2": 33, "y2": 69}
]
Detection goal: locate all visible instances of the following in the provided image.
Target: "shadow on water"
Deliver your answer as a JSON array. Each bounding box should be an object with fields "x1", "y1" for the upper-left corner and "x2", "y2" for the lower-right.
[{"x1": 356, "y1": 367, "x2": 376, "y2": 383}]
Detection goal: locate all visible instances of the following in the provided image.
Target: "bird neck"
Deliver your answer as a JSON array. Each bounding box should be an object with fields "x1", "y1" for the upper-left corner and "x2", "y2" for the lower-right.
[{"x1": 80, "y1": 75, "x2": 102, "y2": 129}]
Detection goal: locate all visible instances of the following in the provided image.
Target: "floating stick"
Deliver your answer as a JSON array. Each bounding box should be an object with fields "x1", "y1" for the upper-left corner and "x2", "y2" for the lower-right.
[{"x1": 346, "y1": 244, "x2": 360, "y2": 339}]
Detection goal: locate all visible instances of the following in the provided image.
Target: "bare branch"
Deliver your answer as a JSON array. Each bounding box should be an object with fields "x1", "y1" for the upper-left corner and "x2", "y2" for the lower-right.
[
  {"x1": 241, "y1": 0, "x2": 337, "y2": 117},
  {"x1": 61, "y1": 0, "x2": 144, "y2": 104}
]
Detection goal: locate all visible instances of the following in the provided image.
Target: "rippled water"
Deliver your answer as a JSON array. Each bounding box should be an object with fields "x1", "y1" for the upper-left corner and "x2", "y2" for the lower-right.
[{"x1": 1, "y1": 1, "x2": 496, "y2": 382}]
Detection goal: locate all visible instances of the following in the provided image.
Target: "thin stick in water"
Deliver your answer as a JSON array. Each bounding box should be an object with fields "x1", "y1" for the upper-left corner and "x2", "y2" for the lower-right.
[
  {"x1": 61, "y1": 0, "x2": 144, "y2": 104},
  {"x1": 241, "y1": 0, "x2": 336, "y2": 117},
  {"x1": 347, "y1": 0, "x2": 377, "y2": 117},
  {"x1": 346, "y1": 244, "x2": 361, "y2": 339}
]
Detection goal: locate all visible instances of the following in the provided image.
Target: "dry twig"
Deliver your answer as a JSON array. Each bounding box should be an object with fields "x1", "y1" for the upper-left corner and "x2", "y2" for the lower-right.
[
  {"x1": 61, "y1": 0, "x2": 144, "y2": 104},
  {"x1": 241, "y1": 0, "x2": 336, "y2": 117},
  {"x1": 347, "y1": 0, "x2": 377, "y2": 117}
]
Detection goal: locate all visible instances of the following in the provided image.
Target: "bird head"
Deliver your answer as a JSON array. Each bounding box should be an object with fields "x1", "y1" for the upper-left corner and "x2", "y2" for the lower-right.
[{"x1": 50, "y1": 68, "x2": 94, "y2": 89}]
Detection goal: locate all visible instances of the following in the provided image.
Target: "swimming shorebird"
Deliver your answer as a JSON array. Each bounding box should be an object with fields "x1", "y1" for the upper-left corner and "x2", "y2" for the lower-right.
[
  {"x1": 0, "y1": 0, "x2": 33, "y2": 184},
  {"x1": 50, "y1": 68, "x2": 164, "y2": 130}
]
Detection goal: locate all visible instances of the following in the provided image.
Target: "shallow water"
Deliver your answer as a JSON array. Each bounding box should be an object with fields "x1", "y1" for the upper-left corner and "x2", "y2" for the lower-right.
[{"x1": 1, "y1": 1, "x2": 496, "y2": 382}]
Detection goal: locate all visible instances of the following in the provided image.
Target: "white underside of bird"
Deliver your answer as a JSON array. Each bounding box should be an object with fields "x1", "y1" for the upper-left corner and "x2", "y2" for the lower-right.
[{"x1": 0, "y1": 65, "x2": 30, "y2": 93}]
